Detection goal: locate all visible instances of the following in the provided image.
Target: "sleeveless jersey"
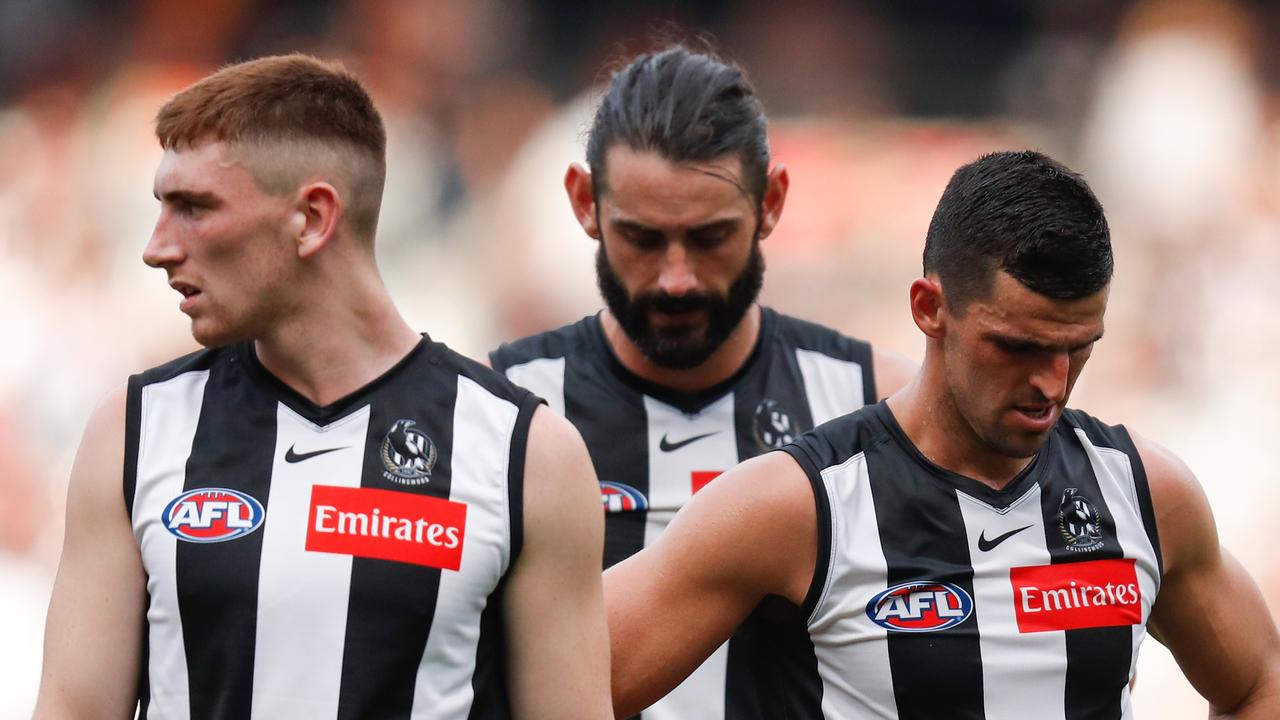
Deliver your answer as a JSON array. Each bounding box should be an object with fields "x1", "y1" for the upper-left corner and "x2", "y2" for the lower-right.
[
  {"x1": 489, "y1": 307, "x2": 879, "y2": 720},
  {"x1": 778, "y1": 402, "x2": 1164, "y2": 719},
  {"x1": 124, "y1": 337, "x2": 541, "y2": 720}
]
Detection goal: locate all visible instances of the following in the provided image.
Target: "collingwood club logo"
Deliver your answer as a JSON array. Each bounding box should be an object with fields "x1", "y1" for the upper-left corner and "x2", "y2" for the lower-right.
[
  {"x1": 754, "y1": 398, "x2": 799, "y2": 450},
  {"x1": 381, "y1": 419, "x2": 437, "y2": 485},
  {"x1": 1058, "y1": 488, "x2": 1104, "y2": 552}
]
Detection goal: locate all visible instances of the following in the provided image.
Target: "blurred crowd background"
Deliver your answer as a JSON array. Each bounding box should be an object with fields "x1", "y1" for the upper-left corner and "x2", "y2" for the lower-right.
[{"x1": 3, "y1": 0, "x2": 1280, "y2": 716}]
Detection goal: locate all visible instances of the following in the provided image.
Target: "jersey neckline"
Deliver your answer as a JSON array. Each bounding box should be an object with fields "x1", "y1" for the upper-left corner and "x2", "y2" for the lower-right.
[
  {"x1": 584, "y1": 306, "x2": 775, "y2": 415},
  {"x1": 869, "y1": 399, "x2": 1052, "y2": 507},
  {"x1": 236, "y1": 335, "x2": 438, "y2": 426}
]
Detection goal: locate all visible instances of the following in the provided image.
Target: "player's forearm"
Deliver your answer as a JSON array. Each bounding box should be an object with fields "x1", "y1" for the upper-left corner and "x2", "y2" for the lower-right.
[{"x1": 1210, "y1": 658, "x2": 1280, "y2": 719}]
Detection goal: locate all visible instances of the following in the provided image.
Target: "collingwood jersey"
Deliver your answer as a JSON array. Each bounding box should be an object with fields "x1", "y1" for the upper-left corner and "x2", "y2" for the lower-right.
[
  {"x1": 124, "y1": 337, "x2": 541, "y2": 720},
  {"x1": 778, "y1": 402, "x2": 1163, "y2": 719},
  {"x1": 489, "y1": 307, "x2": 878, "y2": 720}
]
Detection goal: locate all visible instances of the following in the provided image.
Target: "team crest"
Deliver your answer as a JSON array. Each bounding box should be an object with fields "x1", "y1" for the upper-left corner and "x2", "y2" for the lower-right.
[
  {"x1": 1058, "y1": 488, "x2": 1104, "y2": 552},
  {"x1": 754, "y1": 398, "x2": 800, "y2": 449},
  {"x1": 381, "y1": 419, "x2": 437, "y2": 485}
]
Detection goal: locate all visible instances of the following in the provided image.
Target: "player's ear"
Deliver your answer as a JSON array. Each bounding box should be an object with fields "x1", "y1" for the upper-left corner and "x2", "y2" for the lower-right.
[
  {"x1": 295, "y1": 181, "x2": 341, "y2": 259},
  {"x1": 756, "y1": 164, "x2": 789, "y2": 240},
  {"x1": 910, "y1": 276, "x2": 947, "y2": 339},
  {"x1": 565, "y1": 163, "x2": 601, "y2": 240}
]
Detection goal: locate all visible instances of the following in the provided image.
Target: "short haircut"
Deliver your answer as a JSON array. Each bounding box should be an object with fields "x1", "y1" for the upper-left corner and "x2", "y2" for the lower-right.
[
  {"x1": 155, "y1": 53, "x2": 387, "y2": 238},
  {"x1": 923, "y1": 150, "x2": 1113, "y2": 310},
  {"x1": 586, "y1": 45, "x2": 770, "y2": 204}
]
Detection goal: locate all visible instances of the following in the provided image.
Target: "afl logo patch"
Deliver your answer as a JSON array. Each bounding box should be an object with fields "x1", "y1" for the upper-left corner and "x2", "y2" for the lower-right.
[
  {"x1": 381, "y1": 419, "x2": 437, "y2": 485},
  {"x1": 599, "y1": 481, "x2": 648, "y2": 513},
  {"x1": 754, "y1": 398, "x2": 799, "y2": 450},
  {"x1": 163, "y1": 488, "x2": 265, "y2": 543},
  {"x1": 866, "y1": 581, "x2": 973, "y2": 633},
  {"x1": 1058, "y1": 488, "x2": 1104, "y2": 552}
]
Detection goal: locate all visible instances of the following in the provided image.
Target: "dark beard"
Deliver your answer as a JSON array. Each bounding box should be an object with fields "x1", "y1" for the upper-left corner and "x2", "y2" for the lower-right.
[{"x1": 595, "y1": 241, "x2": 765, "y2": 370}]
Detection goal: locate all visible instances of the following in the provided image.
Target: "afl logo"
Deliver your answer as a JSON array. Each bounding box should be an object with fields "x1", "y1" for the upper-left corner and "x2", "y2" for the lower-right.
[
  {"x1": 599, "y1": 482, "x2": 648, "y2": 513},
  {"x1": 163, "y1": 488, "x2": 265, "y2": 543},
  {"x1": 866, "y1": 581, "x2": 973, "y2": 633},
  {"x1": 1058, "y1": 488, "x2": 1104, "y2": 552},
  {"x1": 754, "y1": 398, "x2": 800, "y2": 450},
  {"x1": 381, "y1": 419, "x2": 437, "y2": 485}
]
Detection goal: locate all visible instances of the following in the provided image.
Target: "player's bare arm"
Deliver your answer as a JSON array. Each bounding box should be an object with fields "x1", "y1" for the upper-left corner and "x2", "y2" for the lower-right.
[
  {"x1": 1138, "y1": 433, "x2": 1280, "y2": 717},
  {"x1": 34, "y1": 385, "x2": 145, "y2": 719},
  {"x1": 872, "y1": 346, "x2": 918, "y2": 400},
  {"x1": 604, "y1": 450, "x2": 817, "y2": 717},
  {"x1": 504, "y1": 406, "x2": 612, "y2": 719}
]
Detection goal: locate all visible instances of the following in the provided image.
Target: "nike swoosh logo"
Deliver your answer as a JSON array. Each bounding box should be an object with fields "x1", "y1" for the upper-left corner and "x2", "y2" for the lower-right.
[
  {"x1": 977, "y1": 524, "x2": 1033, "y2": 552},
  {"x1": 284, "y1": 444, "x2": 348, "y2": 463},
  {"x1": 658, "y1": 431, "x2": 720, "y2": 452}
]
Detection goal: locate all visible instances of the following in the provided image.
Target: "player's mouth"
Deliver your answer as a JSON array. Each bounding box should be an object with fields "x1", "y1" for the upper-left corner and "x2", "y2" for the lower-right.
[
  {"x1": 171, "y1": 281, "x2": 202, "y2": 312},
  {"x1": 1010, "y1": 403, "x2": 1058, "y2": 432}
]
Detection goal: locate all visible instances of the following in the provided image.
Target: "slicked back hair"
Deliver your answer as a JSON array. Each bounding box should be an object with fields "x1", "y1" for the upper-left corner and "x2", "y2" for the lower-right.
[
  {"x1": 586, "y1": 45, "x2": 770, "y2": 204},
  {"x1": 155, "y1": 53, "x2": 387, "y2": 238},
  {"x1": 923, "y1": 150, "x2": 1113, "y2": 312}
]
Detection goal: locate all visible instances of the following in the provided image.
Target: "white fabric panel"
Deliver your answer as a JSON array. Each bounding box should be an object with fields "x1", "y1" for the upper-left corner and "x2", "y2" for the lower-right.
[
  {"x1": 502, "y1": 357, "x2": 566, "y2": 417},
  {"x1": 639, "y1": 392, "x2": 739, "y2": 720},
  {"x1": 1074, "y1": 429, "x2": 1162, "y2": 720},
  {"x1": 795, "y1": 349, "x2": 865, "y2": 426},
  {"x1": 133, "y1": 370, "x2": 210, "y2": 720},
  {"x1": 411, "y1": 376, "x2": 517, "y2": 718},
  {"x1": 250, "y1": 404, "x2": 370, "y2": 719},
  {"x1": 956, "y1": 485, "x2": 1067, "y2": 720},
  {"x1": 809, "y1": 453, "x2": 899, "y2": 719}
]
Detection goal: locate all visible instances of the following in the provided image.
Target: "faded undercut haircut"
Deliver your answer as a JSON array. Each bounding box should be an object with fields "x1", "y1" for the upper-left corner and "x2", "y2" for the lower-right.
[
  {"x1": 923, "y1": 150, "x2": 1113, "y2": 311},
  {"x1": 586, "y1": 45, "x2": 770, "y2": 204},
  {"x1": 155, "y1": 53, "x2": 387, "y2": 239}
]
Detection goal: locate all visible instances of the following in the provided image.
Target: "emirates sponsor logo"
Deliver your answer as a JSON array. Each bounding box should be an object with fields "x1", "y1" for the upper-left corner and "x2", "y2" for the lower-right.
[
  {"x1": 1011, "y1": 558, "x2": 1142, "y2": 633},
  {"x1": 306, "y1": 485, "x2": 466, "y2": 570}
]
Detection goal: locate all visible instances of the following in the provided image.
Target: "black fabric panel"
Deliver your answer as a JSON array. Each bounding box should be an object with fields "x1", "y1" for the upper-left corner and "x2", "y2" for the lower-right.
[
  {"x1": 1038, "y1": 426, "x2": 1132, "y2": 720},
  {"x1": 335, "y1": 364, "x2": 458, "y2": 720},
  {"x1": 505, "y1": 393, "x2": 542, "y2": 568},
  {"x1": 866, "y1": 440, "x2": 985, "y2": 720},
  {"x1": 176, "y1": 352, "x2": 276, "y2": 720},
  {"x1": 466, "y1": 577, "x2": 513, "y2": 720},
  {"x1": 124, "y1": 376, "x2": 143, "y2": 517}
]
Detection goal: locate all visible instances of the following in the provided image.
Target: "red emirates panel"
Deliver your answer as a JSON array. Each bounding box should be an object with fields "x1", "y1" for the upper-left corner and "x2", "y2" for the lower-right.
[
  {"x1": 1011, "y1": 557, "x2": 1142, "y2": 633},
  {"x1": 306, "y1": 485, "x2": 467, "y2": 570}
]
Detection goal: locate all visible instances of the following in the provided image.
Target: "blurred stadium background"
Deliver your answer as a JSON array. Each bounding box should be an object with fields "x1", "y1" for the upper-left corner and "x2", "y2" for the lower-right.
[{"x1": 3, "y1": 0, "x2": 1278, "y2": 716}]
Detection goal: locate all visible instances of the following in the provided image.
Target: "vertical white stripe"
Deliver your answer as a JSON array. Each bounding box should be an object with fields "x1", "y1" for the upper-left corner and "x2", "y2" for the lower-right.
[
  {"x1": 956, "y1": 486, "x2": 1067, "y2": 720},
  {"x1": 133, "y1": 370, "x2": 210, "y2": 720},
  {"x1": 1074, "y1": 429, "x2": 1161, "y2": 718},
  {"x1": 502, "y1": 357, "x2": 566, "y2": 417},
  {"x1": 640, "y1": 393, "x2": 737, "y2": 720},
  {"x1": 809, "y1": 454, "x2": 898, "y2": 719},
  {"x1": 411, "y1": 377, "x2": 516, "y2": 719},
  {"x1": 249, "y1": 404, "x2": 370, "y2": 719},
  {"x1": 796, "y1": 349, "x2": 865, "y2": 426}
]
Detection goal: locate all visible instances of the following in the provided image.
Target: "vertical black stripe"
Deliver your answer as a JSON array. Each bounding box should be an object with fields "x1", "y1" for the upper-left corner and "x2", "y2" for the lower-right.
[
  {"x1": 335, "y1": 368, "x2": 458, "y2": 719},
  {"x1": 176, "y1": 355, "x2": 276, "y2": 719},
  {"x1": 565, "y1": 355, "x2": 648, "y2": 569},
  {"x1": 124, "y1": 377, "x2": 142, "y2": 517},
  {"x1": 505, "y1": 394, "x2": 541, "y2": 566},
  {"x1": 866, "y1": 441, "x2": 985, "y2": 720},
  {"x1": 1038, "y1": 430, "x2": 1132, "y2": 720}
]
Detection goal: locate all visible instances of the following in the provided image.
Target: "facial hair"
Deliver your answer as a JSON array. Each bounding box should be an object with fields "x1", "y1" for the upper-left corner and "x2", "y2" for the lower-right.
[{"x1": 595, "y1": 240, "x2": 765, "y2": 370}]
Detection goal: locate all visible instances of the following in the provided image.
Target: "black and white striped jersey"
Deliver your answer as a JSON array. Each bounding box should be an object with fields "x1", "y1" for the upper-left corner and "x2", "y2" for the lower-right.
[
  {"x1": 124, "y1": 337, "x2": 541, "y2": 720},
  {"x1": 489, "y1": 307, "x2": 879, "y2": 720},
  {"x1": 779, "y1": 402, "x2": 1163, "y2": 719}
]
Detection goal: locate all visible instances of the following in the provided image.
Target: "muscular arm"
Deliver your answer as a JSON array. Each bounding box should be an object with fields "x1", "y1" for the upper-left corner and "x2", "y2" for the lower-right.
[
  {"x1": 1138, "y1": 434, "x2": 1280, "y2": 718},
  {"x1": 34, "y1": 385, "x2": 146, "y2": 719},
  {"x1": 504, "y1": 406, "x2": 611, "y2": 719},
  {"x1": 872, "y1": 347, "x2": 918, "y2": 400},
  {"x1": 605, "y1": 451, "x2": 817, "y2": 717}
]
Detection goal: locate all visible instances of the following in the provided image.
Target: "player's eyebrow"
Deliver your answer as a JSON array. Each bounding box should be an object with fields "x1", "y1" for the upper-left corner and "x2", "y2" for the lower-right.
[
  {"x1": 609, "y1": 217, "x2": 742, "y2": 235},
  {"x1": 985, "y1": 330, "x2": 1104, "y2": 353},
  {"x1": 154, "y1": 189, "x2": 221, "y2": 207}
]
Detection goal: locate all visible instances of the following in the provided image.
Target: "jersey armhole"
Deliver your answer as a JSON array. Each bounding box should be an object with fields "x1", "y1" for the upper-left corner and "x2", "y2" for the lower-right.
[
  {"x1": 778, "y1": 445, "x2": 834, "y2": 622},
  {"x1": 506, "y1": 393, "x2": 544, "y2": 568},
  {"x1": 123, "y1": 375, "x2": 143, "y2": 518}
]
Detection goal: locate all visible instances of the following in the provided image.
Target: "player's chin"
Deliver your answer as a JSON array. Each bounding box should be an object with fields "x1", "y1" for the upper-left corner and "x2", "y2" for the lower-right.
[{"x1": 190, "y1": 317, "x2": 245, "y2": 349}]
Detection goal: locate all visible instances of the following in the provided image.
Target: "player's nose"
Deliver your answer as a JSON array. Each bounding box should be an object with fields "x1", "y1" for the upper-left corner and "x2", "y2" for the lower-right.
[
  {"x1": 656, "y1": 243, "x2": 698, "y2": 296},
  {"x1": 143, "y1": 214, "x2": 185, "y2": 268},
  {"x1": 1029, "y1": 351, "x2": 1070, "y2": 403}
]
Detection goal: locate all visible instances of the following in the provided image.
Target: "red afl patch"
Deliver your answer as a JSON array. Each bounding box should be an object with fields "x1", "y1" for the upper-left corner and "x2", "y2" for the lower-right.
[
  {"x1": 1011, "y1": 558, "x2": 1142, "y2": 633},
  {"x1": 691, "y1": 471, "x2": 722, "y2": 494},
  {"x1": 306, "y1": 485, "x2": 467, "y2": 570}
]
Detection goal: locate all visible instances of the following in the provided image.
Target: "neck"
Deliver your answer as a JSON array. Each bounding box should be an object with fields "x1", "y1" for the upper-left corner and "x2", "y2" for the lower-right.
[
  {"x1": 253, "y1": 260, "x2": 421, "y2": 407},
  {"x1": 885, "y1": 349, "x2": 1033, "y2": 491},
  {"x1": 602, "y1": 304, "x2": 762, "y2": 394}
]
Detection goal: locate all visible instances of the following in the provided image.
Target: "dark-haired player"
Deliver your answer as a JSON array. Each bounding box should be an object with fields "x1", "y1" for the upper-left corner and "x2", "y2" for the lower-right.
[
  {"x1": 489, "y1": 46, "x2": 914, "y2": 719},
  {"x1": 35, "y1": 54, "x2": 610, "y2": 719},
  {"x1": 606, "y1": 150, "x2": 1280, "y2": 718}
]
